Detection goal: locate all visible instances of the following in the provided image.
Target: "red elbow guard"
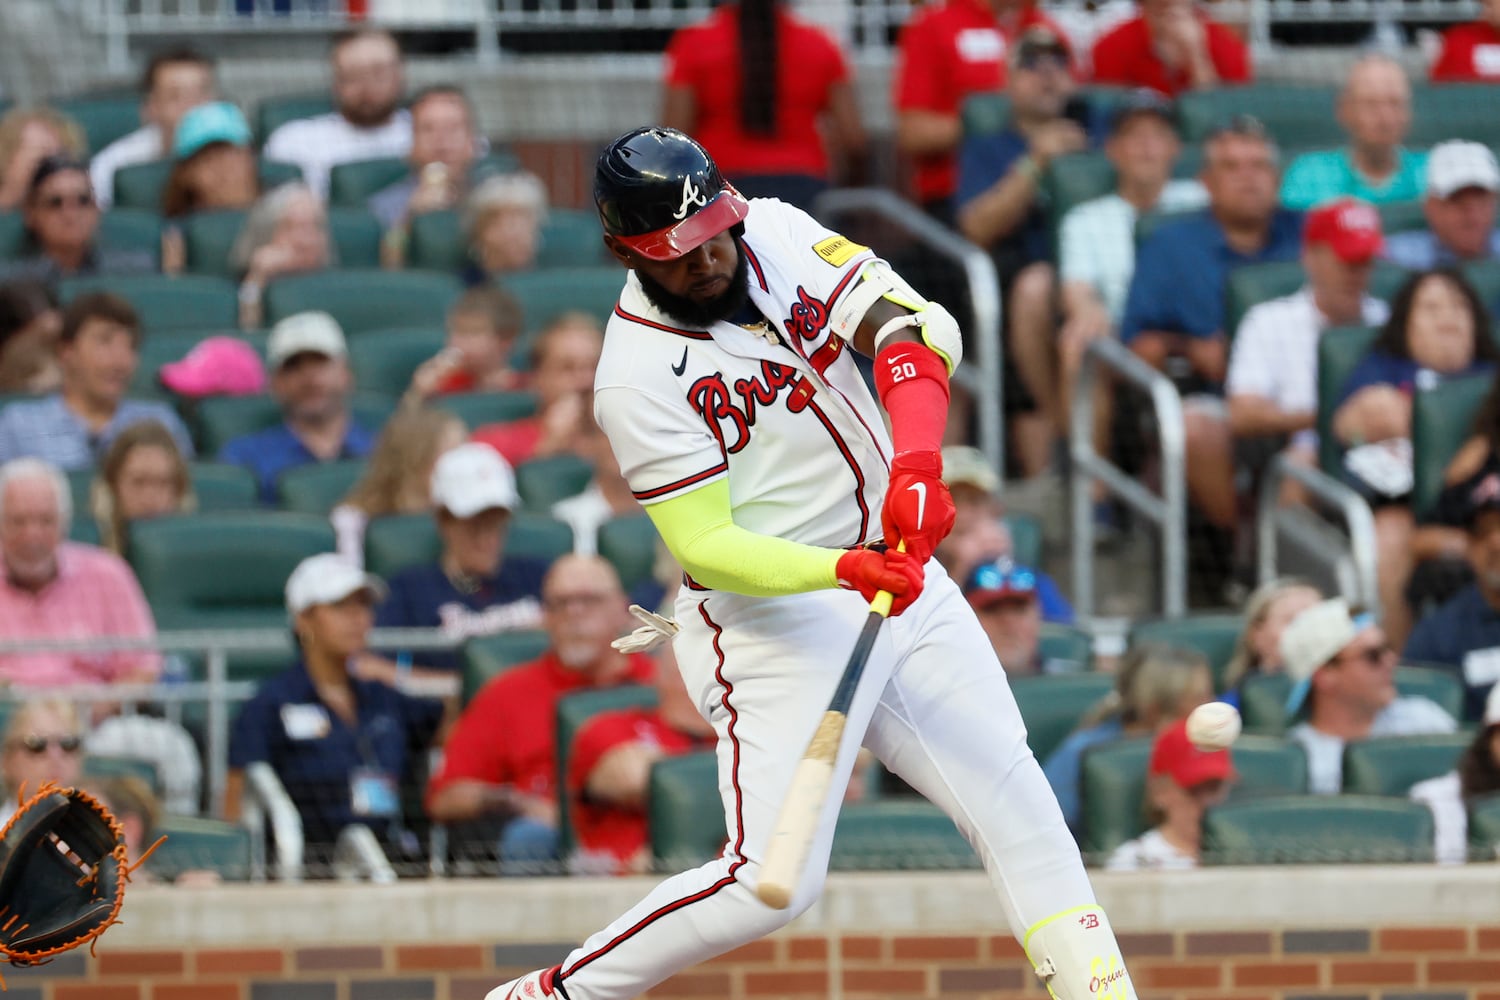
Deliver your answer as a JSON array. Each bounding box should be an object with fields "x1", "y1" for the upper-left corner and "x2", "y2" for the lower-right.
[{"x1": 874, "y1": 342, "x2": 950, "y2": 457}]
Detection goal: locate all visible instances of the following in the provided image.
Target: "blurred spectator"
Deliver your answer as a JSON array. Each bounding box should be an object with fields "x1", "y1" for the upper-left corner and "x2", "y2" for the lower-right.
[
  {"x1": 461, "y1": 173, "x2": 548, "y2": 285},
  {"x1": 1227, "y1": 199, "x2": 1389, "y2": 484},
  {"x1": 1404, "y1": 474, "x2": 1500, "y2": 718},
  {"x1": 957, "y1": 27, "x2": 1096, "y2": 477},
  {"x1": 224, "y1": 554, "x2": 444, "y2": 855},
  {"x1": 0, "y1": 700, "x2": 83, "y2": 824},
  {"x1": 1280, "y1": 56, "x2": 1426, "y2": 210},
  {"x1": 0, "y1": 109, "x2": 86, "y2": 212},
  {"x1": 1430, "y1": 0, "x2": 1500, "y2": 81},
  {"x1": 660, "y1": 0, "x2": 865, "y2": 211},
  {"x1": 1122, "y1": 117, "x2": 1300, "y2": 539},
  {"x1": 893, "y1": 0, "x2": 1070, "y2": 218},
  {"x1": 160, "y1": 102, "x2": 257, "y2": 219},
  {"x1": 0, "y1": 157, "x2": 155, "y2": 285},
  {"x1": 90, "y1": 49, "x2": 216, "y2": 210},
  {"x1": 0, "y1": 279, "x2": 61, "y2": 394},
  {"x1": 86, "y1": 775, "x2": 219, "y2": 885},
  {"x1": 0, "y1": 458, "x2": 161, "y2": 687},
  {"x1": 219, "y1": 312, "x2": 375, "y2": 504},
  {"x1": 963, "y1": 557, "x2": 1078, "y2": 674},
  {"x1": 0, "y1": 293, "x2": 192, "y2": 469},
  {"x1": 1332, "y1": 269, "x2": 1498, "y2": 644},
  {"x1": 1220, "y1": 577, "x2": 1323, "y2": 708},
  {"x1": 1409, "y1": 684, "x2": 1500, "y2": 864},
  {"x1": 367, "y1": 444, "x2": 546, "y2": 685},
  {"x1": 1105, "y1": 719, "x2": 1233, "y2": 870},
  {"x1": 230, "y1": 183, "x2": 334, "y2": 329},
  {"x1": 425, "y1": 555, "x2": 654, "y2": 869},
  {"x1": 1385, "y1": 142, "x2": 1500, "y2": 270},
  {"x1": 404, "y1": 288, "x2": 526, "y2": 404},
  {"x1": 262, "y1": 28, "x2": 411, "y2": 201},
  {"x1": 331, "y1": 406, "x2": 467, "y2": 566},
  {"x1": 1042, "y1": 644, "x2": 1213, "y2": 833},
  {"x1": 471, "y1": 312, "x2": 603, "y2": 466},
  {"x1": 89, "y1": 420, "x2": 194, "y2": 557},
  {"x1": 370, "y1": 86, "x2": 482, "y2": 239},
  {"x1": 1089, "y1": 0, "x2": 1251, "y2": 97},
  {"x1": 568, "y1": 641, "x2": 716, "y2": 875},
  {"x1": 1281, "y1": 598, "x2": 1456, "y2": 795},
  {"x1": 551, "y1": 413, "x2": 644, "y2": 557}
]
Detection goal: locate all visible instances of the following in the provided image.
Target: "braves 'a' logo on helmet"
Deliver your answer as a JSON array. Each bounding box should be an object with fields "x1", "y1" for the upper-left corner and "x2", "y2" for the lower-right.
[{"x1": 672, "y1": 176, "x2": 708, "y2": 220}]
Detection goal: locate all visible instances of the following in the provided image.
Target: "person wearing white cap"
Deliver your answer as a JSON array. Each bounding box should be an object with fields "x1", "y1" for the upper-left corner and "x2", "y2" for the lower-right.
[
  {"x1": 366, "y1": 443, "x2": 546, "y2": 681},
  {"x1": 1385, "y1": 141, "x2": 1500, "y2": 271},
  {"x1": 219, "y1": 311, "x2": 377, "y2": 504},
  {"x1": 1409, "y1": 683, "x2": 1500, "y2": 863},
  {"x1": 222, "y1": 553, "x2": 445, "y2": 854},
  {"x1": 1280, "y1": 598, "x2": 1456, "y2": 795}
]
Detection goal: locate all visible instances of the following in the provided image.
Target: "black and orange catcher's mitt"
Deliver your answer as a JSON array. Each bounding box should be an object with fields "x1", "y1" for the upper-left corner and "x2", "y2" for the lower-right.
[{"x1": 0, "y1": 783, "x2": 150, "y2": 976}]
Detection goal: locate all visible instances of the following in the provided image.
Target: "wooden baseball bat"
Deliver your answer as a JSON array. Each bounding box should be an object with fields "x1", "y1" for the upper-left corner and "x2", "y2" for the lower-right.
[{"x1": 755, "y1": 553, "x2": 900, "y2": 910}]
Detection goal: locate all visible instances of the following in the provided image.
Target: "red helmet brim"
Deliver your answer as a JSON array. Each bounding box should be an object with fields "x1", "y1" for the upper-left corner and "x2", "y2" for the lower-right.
[{"x1": 614, "y1": 188, "x2": 750, "y2": 261}]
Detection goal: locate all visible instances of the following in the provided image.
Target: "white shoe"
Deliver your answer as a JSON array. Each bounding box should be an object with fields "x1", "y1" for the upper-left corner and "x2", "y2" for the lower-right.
[{"x1": 487, "y1": 966, "x2": 563, "y2": 1000}]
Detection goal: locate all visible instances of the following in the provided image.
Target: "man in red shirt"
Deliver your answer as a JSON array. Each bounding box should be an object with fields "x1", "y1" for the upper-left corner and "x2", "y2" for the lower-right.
[
  {"x1": 424, "y1": 554, "x2": 655, "y2": 868},
  {"x1": 1431, "y1": 0, "x2": 1500, "y2": 81},
  {"x1": 470, "y1": 312, "x2": 602, "y2": 468},
  {"x1": 1090, "y1": 0, "x2": 1251, "y2": 97},
  {"x1": 893, "y1": 0, "x2": 1070, "y2": 216}
]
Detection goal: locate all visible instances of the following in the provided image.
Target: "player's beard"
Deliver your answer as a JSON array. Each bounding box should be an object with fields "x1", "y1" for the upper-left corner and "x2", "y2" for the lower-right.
[{"x1": 635, "y1": 239, "x2": 751, "y2": 329}]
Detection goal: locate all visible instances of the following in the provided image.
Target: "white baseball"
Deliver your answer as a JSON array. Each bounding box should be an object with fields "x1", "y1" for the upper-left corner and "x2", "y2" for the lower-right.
[{"x1": 1186, "y1": 702, "x2": 1241, "y2": 751}]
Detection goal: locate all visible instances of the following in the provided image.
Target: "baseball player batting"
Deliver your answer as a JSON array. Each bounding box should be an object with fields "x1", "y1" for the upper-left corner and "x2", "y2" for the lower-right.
[{"x1": 489, "y1": 127, "x2": 1136, "y2": 1000}]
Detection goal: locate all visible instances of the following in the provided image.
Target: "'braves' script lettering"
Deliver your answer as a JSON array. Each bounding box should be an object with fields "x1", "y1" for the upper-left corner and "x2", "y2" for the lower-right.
[{"x1": 688, "y1": 361, "x2": 814, "y2": 453}]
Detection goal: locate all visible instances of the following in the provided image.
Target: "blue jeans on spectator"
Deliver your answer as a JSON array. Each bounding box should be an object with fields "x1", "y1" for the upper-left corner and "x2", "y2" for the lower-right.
[{"x1": 498, "y1": 817, "x2": 558, "y2": 875}]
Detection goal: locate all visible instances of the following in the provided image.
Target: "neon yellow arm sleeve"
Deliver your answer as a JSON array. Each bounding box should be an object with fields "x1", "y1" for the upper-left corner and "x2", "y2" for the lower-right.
[{"x1": 644, "y1": 478, "x2": 843, "y2": 597}]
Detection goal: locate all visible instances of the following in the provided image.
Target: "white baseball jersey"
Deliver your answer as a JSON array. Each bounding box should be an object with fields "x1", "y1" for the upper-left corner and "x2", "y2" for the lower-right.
[{"x1": 595, "y1": 197, "x2": 891, "y2": 553}]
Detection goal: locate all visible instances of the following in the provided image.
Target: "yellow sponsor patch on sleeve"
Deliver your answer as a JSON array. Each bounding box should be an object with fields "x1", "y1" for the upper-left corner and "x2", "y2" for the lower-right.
[{"x1": 812, "y1": 235, "x2": 869, "y2": 267}]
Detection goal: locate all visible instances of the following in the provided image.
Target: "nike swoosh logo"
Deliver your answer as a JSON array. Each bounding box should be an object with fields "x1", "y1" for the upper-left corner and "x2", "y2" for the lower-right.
[{"x1": 671, "y1": 346, "x2": 688, "y2": 376}]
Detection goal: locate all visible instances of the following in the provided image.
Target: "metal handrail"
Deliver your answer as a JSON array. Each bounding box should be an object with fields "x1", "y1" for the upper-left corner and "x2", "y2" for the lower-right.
[
  {"x1": 334, "y1": 824, "x2": 399, "y2": 883},
  {"x1": 813, "y1": 187, "x2": 1005, "y2": 481},
  {"x1": 1069, "y1": 336, "x2": 1187, "y2": 619},
  {"x1": 1255, "y1": 452, "x2": 1380, "y2": 617},
  {"x1": 244, "y1": 761, "x2": 304, "y2": 883}
]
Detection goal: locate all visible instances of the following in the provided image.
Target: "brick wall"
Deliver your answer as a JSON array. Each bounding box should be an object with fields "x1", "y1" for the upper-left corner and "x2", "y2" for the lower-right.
[{"x1": 11, "y1": 925, "x2": 1500, "y2": 1000}]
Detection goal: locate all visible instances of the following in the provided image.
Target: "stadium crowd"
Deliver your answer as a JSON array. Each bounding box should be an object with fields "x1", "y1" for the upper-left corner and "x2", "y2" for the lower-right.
[{"x1": 3, "y1": 0, "x2": 1500, "y2": 879}]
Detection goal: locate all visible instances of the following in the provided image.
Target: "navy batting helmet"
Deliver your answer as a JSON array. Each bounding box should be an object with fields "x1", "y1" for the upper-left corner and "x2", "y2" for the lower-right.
[{"x1": 594, "y1": 126, "x2": 749, "y2": 261}]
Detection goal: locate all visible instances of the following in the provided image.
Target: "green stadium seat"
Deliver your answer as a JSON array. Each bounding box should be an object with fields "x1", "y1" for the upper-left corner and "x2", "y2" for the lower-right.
[
  {"x1": 347, "y1": 327, "x2": 446, "y2": 397},
  {"x1": 515, "y1": 454, "x2": 593, "y2": 511},
  {"x1": 328, "y1": 158, "x2": 414, "y2": 208},
  {"x1": 649, "y1": 750, "x2": 724, "y2": 866},
  {"x1": 111, "y1": 159, "x2": 303, "y2": 213},
  {"x1": 0, "y1": 212, "x2": 22, "y2": 259},
  {"x1": 1037, "y1": 624, "x2": 1093, "y2": 671},
  {"x1": 255, "y1": 94, "x2": 334, "y2": 145},
  {"x1": 1342, "y1": 732, "x2": 1469, "y2": 796},
  {"x1": 189, "y1": 463, "x2": 261, "y2": 511},
  {"x1": 133, "y1": 329, "x2": 267, "y2": 400},
  {"x1": 68, "y1": 518, "x2": 101, "y2": 545},
  {"x1": 536, "y1": 209, "x2": 612, "y2": 269},
  {"x1": 59, "y1": 274, "x2": 238, "y2": 334},
  {"x1": 263, "y1": 269, "x2": 463, "y2": 335},
  {"x1": 1378, "y1": 200, "x2": 1427, "y2": 236},
  {"x1": 1410, "y1": 84, "x2": 1500, "y2": 148},
  {"x1": 1042, "y1": 148, "x2": 1205, "y2": 252},
  {"x1": 557, "y1": 684, "x2": 659, "y2": 854},
  {"x1": 1412, "y1": 374, "x2": 1491, "y2": 519},
  {"x1": 57, "y1": 92, "x2": 143, "y2": 155},
  {"x1": 830, "y1": 800, "x2": 978, "y2": 871},
  {"x1": 1004, "y1": 512, "x2": 1043, "y2": 568},
  {"x1": 1009, "y1": 672, "x2": 1115, "y2": 767},
  {"x1": 1201, "y1": 794, "x2": 1434, "y2": 864},
  {"x1": 407, "y1": 210, "x2": 465, "y2": 272},
  {"x1": 1127, "y1": 613, "x2": 1244, "y2": 693},
  {"x1": 328, "y1": 209, "x2": 383, "y2": 270},
  {"x1": 1393, "y1": 665, "x2": 1465, "y2": 721},
  {"x1": 1468, "y1": 793, "x2": 1500, "y2": 859},
  {"x1": 82, "y1": 754, "x2": 160, "y2": 792},
  {"x1": 1227, "y1": 260, "x2": 1409, "y2": 345},
  {"x1": 1176, "y1": 85, "x2": 1337, "y2": 146},
  {"x1": 597, "y1": 515, "x2": 661, "y2": 594},
  {"x1": 98, "y1": 210, "x2": 163, "y2": 265},
  {"x1": 1227, "y1": 735, "x2": 1309, "y2": 797},
  {"x1": 504, "y1": 267, "x2": 625, "y2": 338},
  {"x1": 149, "y1": 814, "x2": 254, "y2": 881},
  {"x1": 1461, "y1": 257, "x2": 1500, "y2": 307},
  {"x1": 180, "y1": 210, "x2": 249, "y2": 277},
  {"x1": 1240, "y1": 673, "x2": 1293, "y2": 735},
  {"x1": 276, "y1": 459, "x2": 366, "y2": 514},
  {"x1": 1317, "y1": 325, "x2": 1381, "y2": 475},
  {"x1": 462, "y1": 629, "x2": 551, "y2": 704},
  {"x1": 190, "y1": 392, "x2": 393, "y2": 457},
  {"x1": 365, "y1": 511, "x2": 572, "y2": 578},
  {"x1": 433, "y1": 390, "x2": 538, "y2": 428},
  {"x1": 510, "y1": 513, "x2": 574, "y2": 563},
  {"x1": 1080, "y1": 737, "x2": 1153, "y2": 857}
]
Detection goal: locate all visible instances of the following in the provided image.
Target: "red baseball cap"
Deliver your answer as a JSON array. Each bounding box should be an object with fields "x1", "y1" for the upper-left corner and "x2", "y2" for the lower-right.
[
  {"x1": 1303, "y1": 198, "x2": 1383, "y2": 264},
  {"x1": 1149, "y1": 720, "x2": 1235, "y2": 790}
]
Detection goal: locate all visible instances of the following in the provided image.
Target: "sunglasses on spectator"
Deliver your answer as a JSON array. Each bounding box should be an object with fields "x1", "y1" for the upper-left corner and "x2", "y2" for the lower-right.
[
  {"x1": 39, "y1": 192, "x2": 93, "y2": 211},
  {"x1": 13, "y1": 735, "x2": 82, "y2": 755},
  {"x1": 1016, "y1": 52, "x2": 1068, "y2": 71}
]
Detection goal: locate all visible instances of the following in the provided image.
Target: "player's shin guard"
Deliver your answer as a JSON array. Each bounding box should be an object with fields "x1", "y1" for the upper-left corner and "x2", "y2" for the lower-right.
[{"x1": 1023, "y1": 905, "x2": 1137, "y2": 1000}]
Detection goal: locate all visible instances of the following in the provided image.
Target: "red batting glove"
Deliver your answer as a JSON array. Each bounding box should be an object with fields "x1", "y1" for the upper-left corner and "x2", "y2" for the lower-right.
[
  {"x1": 836, "y1": 547, "x2": 925, "y2": 616},
  {"x1": 881, "y1": 450, "x2": 956, "y2": 566}
]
